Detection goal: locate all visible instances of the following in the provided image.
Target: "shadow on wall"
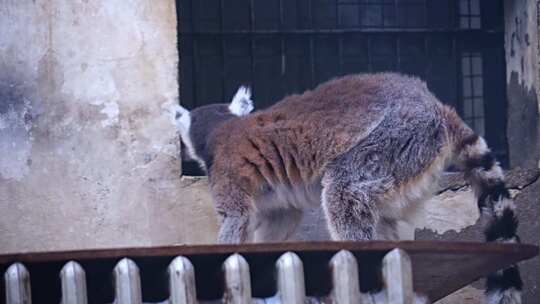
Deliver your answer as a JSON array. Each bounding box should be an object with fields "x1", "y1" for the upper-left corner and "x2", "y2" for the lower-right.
[
  {"x1": 506, "y1": 71, "x2": 539, "y2": 168},
  {"x1": 0, "y1": 73, "x2": 40, "y2": 181}
]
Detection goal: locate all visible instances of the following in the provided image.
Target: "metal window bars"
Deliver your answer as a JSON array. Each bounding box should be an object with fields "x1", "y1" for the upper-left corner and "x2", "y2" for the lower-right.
[
  {"x1": 461, "y1": 51, "x2": 485, "y2": 137},
  {"x1": 177, "y1": 0, "x2": 508, "y2": 175},
  {"x1": 459, "y1": 0, "x2": 481, "y2": 29}
]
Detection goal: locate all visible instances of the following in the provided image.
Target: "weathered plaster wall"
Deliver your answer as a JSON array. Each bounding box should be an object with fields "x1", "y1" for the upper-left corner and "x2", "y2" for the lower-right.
[
  {"x1": 505, "y1": 0, "x2": 540, "y2": 168},
  {"x1": 0, "y1": 0, "x2": 218, "y2": 253}
]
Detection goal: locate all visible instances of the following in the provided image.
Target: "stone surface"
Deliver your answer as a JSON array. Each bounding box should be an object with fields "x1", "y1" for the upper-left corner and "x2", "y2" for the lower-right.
[
  {"x1": 0, "y1": 0, "x2": 219, "y2": 253},
  {"x1": 434, "y1": 286, "x2": 483, "y2": 304},
  {"x1": 416, "y1": 168, "x2": 540, "y2": 303},
  {"x1": 505, "y1": 0, "x2": 540, "y2": 168}
]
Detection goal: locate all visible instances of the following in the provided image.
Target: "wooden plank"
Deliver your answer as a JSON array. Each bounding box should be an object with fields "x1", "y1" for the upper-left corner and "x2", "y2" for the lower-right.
[
  {"x1": 4, "y1": 263, "x2": 31, "y2": 304},
  {"x1": 0, "y1": 241, "x2": 535, "y2": 264},
  {"x1": 276, "y1": 252, "x2": 305, "y2": 304},
  {"x1": 60, "y1": 261, "x2": 87, "y2": 304},
  {"x1": 382, "y1": 249, "x2": 413, "y2": 304},
  {"x1": 329, "y1": 250, "x2": 361, "y2": 303},
  {"x1": 0, "y1": 241, "x2": 537, "y2": 302},
  {"x1": 113, "y1": 258, "x2": 142, "y2": 304},
  {"x1": 223, "y1": 254, "x2": 251, "y2": 304},
  {"x1": 168, "y1": 256, "x2": 197, "y2": 304}
]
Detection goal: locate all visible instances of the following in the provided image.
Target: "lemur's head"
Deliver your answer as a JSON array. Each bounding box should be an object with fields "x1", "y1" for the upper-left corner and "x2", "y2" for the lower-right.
[{"x1": 167, "y1": 86, "x2": 254, "y2": 170}]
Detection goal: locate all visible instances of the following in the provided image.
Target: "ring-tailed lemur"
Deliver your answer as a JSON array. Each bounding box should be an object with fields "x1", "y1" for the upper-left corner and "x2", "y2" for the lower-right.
[{"x1": 169, "y1": 73, "x2": 522, "y2": 304}]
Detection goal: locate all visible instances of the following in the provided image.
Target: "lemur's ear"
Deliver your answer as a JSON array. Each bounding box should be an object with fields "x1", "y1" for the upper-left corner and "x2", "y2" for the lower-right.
[{"x1": 229, "y1": 86, "x2": 254, "y2": 116}]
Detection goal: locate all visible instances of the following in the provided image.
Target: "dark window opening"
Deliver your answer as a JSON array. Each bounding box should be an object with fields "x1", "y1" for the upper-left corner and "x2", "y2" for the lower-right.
[
  {"x1": 461, "y1": 52, "x2": 485, "y2": 137},
  {"x1": 177, "y1": 0, "x2": 507, "y2": 176}
]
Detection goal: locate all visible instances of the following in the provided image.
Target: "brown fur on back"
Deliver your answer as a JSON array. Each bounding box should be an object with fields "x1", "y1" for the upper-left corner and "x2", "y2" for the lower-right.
[{"x1": 208, "y1": 73, "x2": 438, "y2": 204}]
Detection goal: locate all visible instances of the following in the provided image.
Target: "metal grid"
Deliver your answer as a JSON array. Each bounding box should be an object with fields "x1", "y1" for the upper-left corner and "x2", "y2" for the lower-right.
[
  {"x1": 459, "y1": 0, "x2": 481, "y2": 29},
  {"x1": 461, "y1": 52, "x2": 484, "y2": 137},
  {"x1": 177, "y1": 0, "x2": 507, "y2": 174},
  {"x1": 179, "y1": 0, "x2": 462, "y2": 34}
]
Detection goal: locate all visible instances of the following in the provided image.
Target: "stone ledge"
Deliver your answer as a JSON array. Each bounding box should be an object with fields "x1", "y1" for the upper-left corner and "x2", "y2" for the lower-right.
[{"x1": 436, "y1": 167, "x2": 540, "y2": 194}]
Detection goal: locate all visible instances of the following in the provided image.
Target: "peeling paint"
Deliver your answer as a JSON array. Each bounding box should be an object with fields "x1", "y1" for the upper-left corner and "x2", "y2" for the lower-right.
[
  {"x1": 505, "y1": 0, "x2": 538, "y2": 93},
  {"x1": 98, "y1": 99, "x2": 119, "y2": 127},
  {"x1": 407, "y1": 187, "x2": 480, "y2": 235},
  {"x1": 0, "y1": 0, "x2": 188, "y2": 253},
  {"x1": 504, "y1": 0, "x2": 540, "y2": 168},
  {"x1": 507, "y1": 72, "x2": 539, "y2": 167}
]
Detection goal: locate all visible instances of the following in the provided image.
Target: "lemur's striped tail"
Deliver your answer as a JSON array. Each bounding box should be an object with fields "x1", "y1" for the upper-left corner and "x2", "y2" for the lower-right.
[{"x1": 446, "y1": 106, "x2": 522, "y2": 304}]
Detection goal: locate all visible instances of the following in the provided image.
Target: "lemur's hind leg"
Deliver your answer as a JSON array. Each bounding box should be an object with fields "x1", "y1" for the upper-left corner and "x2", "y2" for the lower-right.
[
  {"x1": 253, "y1": 208, "x2": 303, "y2": 242},
  {"x1": 213, "y1": 182, "x2": 254, "y2": 244},
  {"x1": 217, "y1": 212, "x2": 251, "y2": 244},
  {"x1": 322, "y1": 166, "x2": 392, "y2": 241}
]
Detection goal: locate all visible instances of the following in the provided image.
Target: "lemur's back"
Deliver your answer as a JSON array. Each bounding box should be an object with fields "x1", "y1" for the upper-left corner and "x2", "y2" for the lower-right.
[{"x1": 209, "y1": 73, "x2": 446, "y2": 195}]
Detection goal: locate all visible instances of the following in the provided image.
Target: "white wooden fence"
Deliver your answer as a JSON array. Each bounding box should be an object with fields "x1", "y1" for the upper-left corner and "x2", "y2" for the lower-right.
[{"x1": 4, "y1": 248, "x2": 429, "y2": 304}]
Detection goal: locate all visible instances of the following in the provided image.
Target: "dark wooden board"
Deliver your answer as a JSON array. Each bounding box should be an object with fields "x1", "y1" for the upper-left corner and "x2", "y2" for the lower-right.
[{"x1": 0, "y1": 241, "x2": 537, "y2": 303}]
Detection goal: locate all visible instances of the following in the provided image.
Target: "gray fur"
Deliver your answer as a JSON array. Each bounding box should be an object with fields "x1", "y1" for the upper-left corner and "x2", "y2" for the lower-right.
[
  {"x1": 321, "y1": 99, "x2": 446, "y2": 240},
  {"x1": 252, "y1": 209, "x2": 303, "y2": 242},
  {"x1": 188, "y1": 104, "x2": 235, "y2": 170}
]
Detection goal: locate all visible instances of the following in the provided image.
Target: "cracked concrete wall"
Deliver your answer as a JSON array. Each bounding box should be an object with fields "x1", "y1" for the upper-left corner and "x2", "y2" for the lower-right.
[
  {"x1": 0, "y1": 0, "x2": 219, "y2": 253},
  {"x1": 506, "y1": 0, "x2": 540, "y2": 168}
]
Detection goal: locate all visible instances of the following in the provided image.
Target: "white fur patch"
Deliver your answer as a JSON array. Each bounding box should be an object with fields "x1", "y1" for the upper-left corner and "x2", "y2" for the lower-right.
[
  {"x1": 463, "y1": 136, "x2": 506, "y2": 185},
  {"x1": 228, "y1": 86, "x2": 254, "y2": 116},
  {"x1": 174, "y1": 105, "x2": 191, "y2": 133},
  {"x1": 168, "y1": 104, "x2": 206, "y2": 168},
  {"x1": 497, "y1": 236, "x2": 519, "y2": 243},
  {"x1": 468, "y1": 137, "x2": 489, "y2": 156},
  {"x1": 484, "y1": 164, "x2": 504, "y2": 182},
  {"x1": 486, "y1": 288, "x2": 521, "y2": 304},
  {"x1": 460, "y1": 136, "x2": 490, "y2": 165},
  {"x1": 493, "y1": 197, "x2": 516, "y2": 217}
]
